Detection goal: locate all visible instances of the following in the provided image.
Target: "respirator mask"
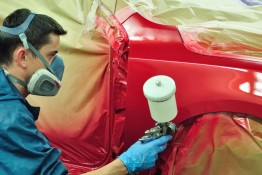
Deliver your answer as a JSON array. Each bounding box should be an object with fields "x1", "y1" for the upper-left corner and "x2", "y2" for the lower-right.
[{"x1": 0, "y1": 13, "x2": 64, "y2": 96}]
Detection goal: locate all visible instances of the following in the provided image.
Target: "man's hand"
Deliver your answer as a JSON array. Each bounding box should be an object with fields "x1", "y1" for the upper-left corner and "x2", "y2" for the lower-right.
[{"x1": 119, "y1": 135, "x2": 172, "y2": 174}]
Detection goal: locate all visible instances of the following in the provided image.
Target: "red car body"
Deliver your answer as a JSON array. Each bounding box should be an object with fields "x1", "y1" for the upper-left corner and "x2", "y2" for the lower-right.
[{"x1": 120, "y1": 11, "x2": 262, "y2": 150}]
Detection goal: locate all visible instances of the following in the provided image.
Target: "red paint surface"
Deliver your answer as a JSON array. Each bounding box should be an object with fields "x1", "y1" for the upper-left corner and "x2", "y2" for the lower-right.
[{"x1": 121, "y1": 12, "x2": 262, "y2": 152}]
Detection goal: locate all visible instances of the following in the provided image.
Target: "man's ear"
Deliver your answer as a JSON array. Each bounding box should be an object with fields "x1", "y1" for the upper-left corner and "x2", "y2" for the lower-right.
[{"x1": 14, "y1": 46, "x2": 28, "y2": 69}]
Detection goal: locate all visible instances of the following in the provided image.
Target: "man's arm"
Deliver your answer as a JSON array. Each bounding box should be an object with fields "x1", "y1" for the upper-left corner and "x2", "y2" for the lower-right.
[
  {"x1": 0, "y1": 111, "x2": 68, "y2": 175},
  {"x1": 82, "y1": 158, "x2": 128, "y2": 175},
  {"x1": 81, "y1": 135, "x2": 172, "y2": 175}
]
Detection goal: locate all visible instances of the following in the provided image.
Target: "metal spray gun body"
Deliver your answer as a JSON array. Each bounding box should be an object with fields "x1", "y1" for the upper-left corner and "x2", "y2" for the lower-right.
[{"x1": 140, "y1": 75, "x2": 177, "y2": 143}]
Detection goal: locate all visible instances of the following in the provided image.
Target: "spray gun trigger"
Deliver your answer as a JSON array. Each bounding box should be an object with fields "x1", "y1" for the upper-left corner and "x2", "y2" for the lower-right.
[{"x1": 139, "y1": 122, "x2": 176, "y2": 144}]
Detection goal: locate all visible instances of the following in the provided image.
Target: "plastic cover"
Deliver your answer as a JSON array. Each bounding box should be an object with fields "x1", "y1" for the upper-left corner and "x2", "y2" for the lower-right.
[
  {"x1": 123, "y1": 0, "x2": 262, "y2": 58},
  {"x1": 149, "y1": 113, "x2": 262, "y2": 175}
]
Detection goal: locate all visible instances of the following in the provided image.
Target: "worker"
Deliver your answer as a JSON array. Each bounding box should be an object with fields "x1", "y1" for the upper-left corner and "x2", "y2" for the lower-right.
[{"x1": 0, "y1": 8, "x2": 172, "y2": 175}]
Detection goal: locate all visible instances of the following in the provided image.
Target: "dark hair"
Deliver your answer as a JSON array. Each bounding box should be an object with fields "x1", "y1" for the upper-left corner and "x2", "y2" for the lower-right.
[{"x1": 0, "y1": 8, "x2": 67, "y2": 65}]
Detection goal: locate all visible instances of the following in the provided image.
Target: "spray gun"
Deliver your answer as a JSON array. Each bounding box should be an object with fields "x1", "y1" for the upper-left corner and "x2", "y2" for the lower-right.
[{"x1": 139, "y1": 75, "x2": 177, "y2": 143}]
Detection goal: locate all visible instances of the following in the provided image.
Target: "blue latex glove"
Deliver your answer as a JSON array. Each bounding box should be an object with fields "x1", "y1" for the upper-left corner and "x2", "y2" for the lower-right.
[{"x1": 119, "y1": 135, "x2": 172, "y2": 174}]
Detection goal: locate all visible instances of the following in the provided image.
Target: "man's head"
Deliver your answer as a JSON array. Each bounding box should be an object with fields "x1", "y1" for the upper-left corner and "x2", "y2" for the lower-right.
[
  {"x1": 0, "y1": 8, "x2": 67, "y2": 65},
  {"x1": 0, "y1": 8, "x2": 67, "y2": 97}
]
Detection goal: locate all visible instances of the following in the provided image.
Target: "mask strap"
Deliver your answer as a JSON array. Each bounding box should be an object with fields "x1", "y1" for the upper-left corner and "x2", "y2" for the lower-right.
[
  {"x1": 4, "y1": 71, "x2": 28, "y2": 87},
  {"x1": 27, "y1": 43, "x2": 55, "y2": 74},
  {"x1": 0, "y1": 13, "x2": 35, "y2": 35},
  {"x1": 2, "y1": 67, "x2": 27, "y2": 87},
  {"x1": 0, "y1": 13, "x2": 55, "y2": 75},
  {"x1": 0, "y1": 13, "x2": 35, "y2": 49}
]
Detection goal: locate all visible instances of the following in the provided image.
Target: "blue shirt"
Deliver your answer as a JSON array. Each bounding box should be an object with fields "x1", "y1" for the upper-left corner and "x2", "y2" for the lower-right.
[{"x1": 0, "y1": 67, "x2": 68, "y2": 175}]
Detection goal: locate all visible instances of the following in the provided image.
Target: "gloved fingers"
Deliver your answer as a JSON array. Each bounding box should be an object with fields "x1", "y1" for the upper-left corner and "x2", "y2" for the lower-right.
[
  {"x1": 153, "y1": 135, "x2": 173, "y2": 146},
  {"x1": 155, "y1": 143, "x2": 167, "y2": 153}
]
